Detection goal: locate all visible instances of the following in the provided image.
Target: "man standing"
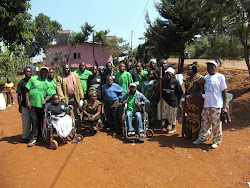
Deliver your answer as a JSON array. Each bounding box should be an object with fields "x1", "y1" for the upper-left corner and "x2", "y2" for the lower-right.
[
  {"x1": 126, "y1": 61, "x2": 138, "y2": 86},
  {"x1": 101, "y1": 62, "x2": 117, "y2": 85},
  {"x1": 103, "y1": 76, "x2": 124, "y2": 132},
  {"x1": 150, "y1": 59, "x2": 159, "y2": 78},
  {"x1": 74, "y1": 62, "x2": 93, "y2": 96},
  {"x1": 120, "y1": 83, "x2": 150, "y2": 137},
  {"x1": 25, "y1": 67, "x2": 50, "y2": 146},
  {"x1": 87, "y1": 66, "x2": 102, "y2": 99},
  {"x1": 193, "y1": 60, "x2": 227, "y2": 149},
  {"x1": 115, "y1": 63, "x2": 133, "y2": 93},
  {"x1": 57, "y1": 64, "x2": 84, "y2": 132},
  {"x1": 16, "y1": 66, "x2": 32, "y2": 143},
  {"x1": 135, "y1": 62, "x2": 148, "y2": 91},
  {"x1": 46, "y1": 68, "x2": 57, "y2": 100}
]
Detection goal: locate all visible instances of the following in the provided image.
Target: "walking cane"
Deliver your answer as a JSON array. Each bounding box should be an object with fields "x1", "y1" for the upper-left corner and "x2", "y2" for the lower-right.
[{"x1": 160, "y1": 67, "x2": 163, "y2": 130}]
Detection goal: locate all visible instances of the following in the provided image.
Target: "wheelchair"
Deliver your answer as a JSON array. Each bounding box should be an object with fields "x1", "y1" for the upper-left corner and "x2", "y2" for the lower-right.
[
  {"x1": 42, "y1": 106, "x2": 83, "y2": 150},
  {"x1": 121, "y1": 104, "x2": 154, "y2": 140}
]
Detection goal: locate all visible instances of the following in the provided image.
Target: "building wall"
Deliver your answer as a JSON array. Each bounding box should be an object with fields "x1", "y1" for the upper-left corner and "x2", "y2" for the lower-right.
[{"x1": 44, "y1": 43, "x2": 111, "y2": 68}]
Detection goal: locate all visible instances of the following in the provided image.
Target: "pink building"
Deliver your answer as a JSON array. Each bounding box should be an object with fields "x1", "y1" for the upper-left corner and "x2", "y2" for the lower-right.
[{"x1": 43, "y1": 42, "x2": 112, "y2": 68}]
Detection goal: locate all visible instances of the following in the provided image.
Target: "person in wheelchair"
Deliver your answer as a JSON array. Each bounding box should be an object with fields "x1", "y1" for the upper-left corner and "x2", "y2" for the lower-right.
[
  {"x1": 120, "y1": 83, "x2": 150, "y2": 137},
  {"x1": 47, "y1": 94, "x2": 73, "y2": 138}
]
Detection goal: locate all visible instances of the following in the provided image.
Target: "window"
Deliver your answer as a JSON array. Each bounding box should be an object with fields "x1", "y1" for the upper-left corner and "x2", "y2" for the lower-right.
[{"x1": 74, "y1": 53, "x2": 81, "y2": 59}]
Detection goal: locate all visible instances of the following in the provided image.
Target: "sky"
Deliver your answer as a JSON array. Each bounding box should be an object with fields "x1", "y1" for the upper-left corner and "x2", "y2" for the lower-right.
[{"x1": 28, "y1": 0, "x2": 160, "y2": 61}]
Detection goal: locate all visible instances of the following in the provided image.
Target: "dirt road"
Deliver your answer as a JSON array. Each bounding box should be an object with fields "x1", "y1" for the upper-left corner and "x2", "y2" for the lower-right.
[{"x1": 0, "y1": 67, "x2": 249, "y2": 188}]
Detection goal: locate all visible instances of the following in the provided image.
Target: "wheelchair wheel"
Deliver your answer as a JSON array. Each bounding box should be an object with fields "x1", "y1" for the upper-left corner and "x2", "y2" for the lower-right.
[
  {"x1": 146, "y1": 129, "x2": 154, "y2": 138},
  {"x1": 75, "y1": 134, "x2": 83, "y2": 143},
  {"x1": 42, "y1": 118, "x2": 50, "y2": 144},
  {"x1": 51, "y1": 140, "x2": 58, "y2": 150}
]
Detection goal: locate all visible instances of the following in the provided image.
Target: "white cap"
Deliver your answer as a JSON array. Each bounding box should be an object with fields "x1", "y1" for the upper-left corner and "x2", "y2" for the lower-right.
[
  {"x1": 129, "y1": 83, "x2": 137, "y2": 88},
  {"x1": 150, "y1": 58, "x2": 157, "y2": 63},
  {"x1": 206, "y1": 60, "x2": 217, "y2": 67},
  {"x1": 165, "y1": 67, "x2": 175, "y2": 75}
]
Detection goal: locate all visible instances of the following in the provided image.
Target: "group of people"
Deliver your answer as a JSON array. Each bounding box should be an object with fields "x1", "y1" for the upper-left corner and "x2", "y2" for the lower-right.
[{"x1": 7, "y1": 58, "x2": 228, "y2": 149}]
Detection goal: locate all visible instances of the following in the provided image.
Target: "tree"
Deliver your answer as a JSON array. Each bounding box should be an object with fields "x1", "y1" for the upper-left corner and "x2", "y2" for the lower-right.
[
  {"x1": 25, "y1": 13, "x2": 62, "y2": 57},
  {"x1": 202, "y1": 0, "x2": 250, "y2": 75},
  {"x1": 0, "y1": 44, "x2": 30, "y2": 77},
  {"x1": 71, "y1": 22, "x2": 129, "y2": 66},
  {"x1": 0, "y1": 0, "x2": 35, "y2": 49},
  {"x1": 145, "y1": 0, "x2": 211, "y2": 73}
]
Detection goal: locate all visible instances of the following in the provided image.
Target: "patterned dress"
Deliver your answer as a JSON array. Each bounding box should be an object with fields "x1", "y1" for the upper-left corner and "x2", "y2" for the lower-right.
[
  {"x1": 82, "y1": 99, "x2": 102, "y2": 130},
  {"x1": 183, "y1": 74, "x2": 205, "y2": 140}
]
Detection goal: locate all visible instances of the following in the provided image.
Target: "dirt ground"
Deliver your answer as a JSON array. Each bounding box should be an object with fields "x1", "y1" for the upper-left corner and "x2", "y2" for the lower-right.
[{"x1": 0, "y1": 62, "x2": 249, "y2": 188}]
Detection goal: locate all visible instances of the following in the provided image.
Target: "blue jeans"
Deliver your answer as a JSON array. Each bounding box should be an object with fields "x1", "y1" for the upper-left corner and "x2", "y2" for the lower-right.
[{"x1": 126, "y1": 111, "x2": 143, "y2": 132}]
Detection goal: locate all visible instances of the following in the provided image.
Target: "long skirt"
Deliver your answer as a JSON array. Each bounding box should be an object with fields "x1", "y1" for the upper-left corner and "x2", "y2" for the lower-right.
[
  {"x1": 51, "y1": 115, "x2": 73, "y2": 138},
  {"x1": 183, "y1": 97, "x2": 203, "y2": 140},
  {"x1": 157, "y1": 100, "x2": 177, "y2": 125}
]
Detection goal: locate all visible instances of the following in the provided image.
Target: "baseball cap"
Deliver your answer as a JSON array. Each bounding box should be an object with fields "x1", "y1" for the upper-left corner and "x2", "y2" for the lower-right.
[
  {"x1": 206, "y1": 60, "x2": 217, "y2": 67},
  {"x1": 40, "y1": 66, "x2": 49, "y2": 71},
  {"x1": 129, "y1": 83, "x2": 137, "y2": 88}
]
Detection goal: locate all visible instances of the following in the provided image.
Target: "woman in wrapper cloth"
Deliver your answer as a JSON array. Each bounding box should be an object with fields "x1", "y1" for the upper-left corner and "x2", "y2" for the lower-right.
[
  {"x1": 47, "y1": 94, "x2": 74, "y2": 138},
  {"x1": 182, "y1": 63, "x2": 205, "y2": 140},
  {"x1": 82, "y1": 88, "x2": 102, "y2": 132},
  {"x1": 157, "y1": 67, "x2": 183, "y2": 133},
  {"x1": 141, "y1": 70, "x2": 158, "y2": 127}
]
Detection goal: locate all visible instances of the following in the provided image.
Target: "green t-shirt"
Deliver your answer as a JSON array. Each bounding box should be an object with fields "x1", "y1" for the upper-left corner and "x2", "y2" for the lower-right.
[
  {"x1": 74, "y1": 69, "x2": 93, "y2": 93},
  {"x1": 136, "y1": 70, "x2": 148, "y2": 91},
  {"x1": 46, "y1": 78, "x2": 57, "y2": 97},
  {"x1": 25, "y1": 75, "x2": 49, "y2": 108},
  {"x1": 115, "y1": 71, "x2": 132, "y2": 93},
  {"x1": 127, "y1": 93, "x2": 139, "y2": 113}
]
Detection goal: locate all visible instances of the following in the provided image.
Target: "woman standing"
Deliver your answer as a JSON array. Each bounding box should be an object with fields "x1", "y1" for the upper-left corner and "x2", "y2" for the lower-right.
[
  {"x1": 183, "y1": 64, "x2": 205, "y2": 140},
  {"x1": 142, "y1": 70, "x2": 158, "y2": 126},
  {"x1": 82, "y1": 88, "x2": 102, "y2": 132},
  {"x1": 157, "y1": 67, "x2": 183, "y2": 133}
]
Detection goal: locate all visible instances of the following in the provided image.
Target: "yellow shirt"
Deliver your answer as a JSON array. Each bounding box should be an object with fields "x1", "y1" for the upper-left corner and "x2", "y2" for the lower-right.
[{"x1": 4, "y1": 82, "x2": 14, "y2": 92}]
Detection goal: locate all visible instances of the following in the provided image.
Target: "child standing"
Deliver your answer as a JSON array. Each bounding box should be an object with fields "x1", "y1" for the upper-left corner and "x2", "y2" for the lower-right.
[{"x1": 4, "y1": 78, "x2": 15, "y2": 106}]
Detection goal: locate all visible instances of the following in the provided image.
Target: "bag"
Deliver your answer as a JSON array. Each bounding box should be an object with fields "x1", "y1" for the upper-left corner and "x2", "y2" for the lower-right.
[
  {"x1": 0, "y1": 93, "x2": 6, "y2": 110},
  {"x1": 220, "y1": 110, "x2": 228, "y2": 123}
]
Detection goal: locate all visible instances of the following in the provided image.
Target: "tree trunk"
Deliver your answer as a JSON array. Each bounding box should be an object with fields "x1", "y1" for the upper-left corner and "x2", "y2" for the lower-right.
[
  {"x1": 92, "y1": 32, "x2": 98, "y2": 67},
  {"x1": 178, "y1": 45, "x2": 185, "y2": 73},
  {"x1": 243, "y1": 45, "x2": 250, "y2": 75}
]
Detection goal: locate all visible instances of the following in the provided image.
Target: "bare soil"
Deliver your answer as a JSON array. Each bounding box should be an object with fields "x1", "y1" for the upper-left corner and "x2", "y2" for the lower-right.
[{"x1": 0, "y1": 62, "x2": 249, "y2": 188}]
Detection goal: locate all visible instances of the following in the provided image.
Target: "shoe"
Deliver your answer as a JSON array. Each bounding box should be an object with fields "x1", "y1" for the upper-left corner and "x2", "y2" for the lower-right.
[
  {"x1": 7, "y1": 104, "x2": 11, "y2": 106},
  {"x1": 193, "y1": 139, "x2": 205, "y2": 145},
  {"x1": 167, "y1": 124, "x2": 172, "y2": 131},
  {"x1": 211, "y1": 143, "x2": 219, "y2": 149},
  {"x1": 28, "y1": 138, "x2": 37, "y2": 147},
  {"x1": 12, "y1": 102, "x2": 15, "y2": 104},
  {"x1": 168, "y1": 128, "x2": 176, "y2": 134},
  {"x1": 99, "y1": 123, "x2": 104, "y2": 128},
  {"x1": 128, "y1": 131, "x2": 135, "y2": 137},
  {"x1": 139, "y1": 131, "x2": 145, "y2": 138}
]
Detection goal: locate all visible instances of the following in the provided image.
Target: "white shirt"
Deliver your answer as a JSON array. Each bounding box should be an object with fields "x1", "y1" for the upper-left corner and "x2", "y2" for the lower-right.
[{"x1": 204, "y1": 73, "x2": 227, "y2": 108}]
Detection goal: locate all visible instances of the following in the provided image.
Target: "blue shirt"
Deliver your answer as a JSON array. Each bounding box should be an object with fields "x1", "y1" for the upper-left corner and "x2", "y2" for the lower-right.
[{"x1": 103, "y1": 83, "x2": 124, "y2": 102}]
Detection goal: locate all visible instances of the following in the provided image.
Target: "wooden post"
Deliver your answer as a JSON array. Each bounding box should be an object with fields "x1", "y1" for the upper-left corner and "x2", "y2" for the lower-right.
[{"x1": 160, "y1": 67, "x2": 163, "y2": 130}]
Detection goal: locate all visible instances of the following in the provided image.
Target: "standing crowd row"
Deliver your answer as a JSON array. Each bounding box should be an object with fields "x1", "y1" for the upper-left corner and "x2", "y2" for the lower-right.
[{"x1": 4, "y1": 58, "x2": 228, "y2": 149}]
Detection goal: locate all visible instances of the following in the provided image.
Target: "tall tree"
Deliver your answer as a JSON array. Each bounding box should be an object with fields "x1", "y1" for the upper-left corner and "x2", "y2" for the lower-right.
[
  {"x1": 145, "y1": 0, "x2": 211, "y2": 73},
  {"x1": 0, "y1": 0, "x2": 34, "y2": 49},
  {"x1": 25, "y1": 13, "x2": 62, "y2": 57}
]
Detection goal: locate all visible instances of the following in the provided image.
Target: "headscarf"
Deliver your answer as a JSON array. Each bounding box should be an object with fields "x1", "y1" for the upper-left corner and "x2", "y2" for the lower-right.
[{"x1": 88, "y1": 87, "x2": 98, "y2": 96}]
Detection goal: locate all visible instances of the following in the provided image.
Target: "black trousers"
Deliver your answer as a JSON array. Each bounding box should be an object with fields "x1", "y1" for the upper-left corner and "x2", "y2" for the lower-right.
[
  {"x1": 30, "y1": 107, "x2": 44, "y2": 139},
  {"x1": 104, "y1": 100, "x2": 120, "y2": 131}
]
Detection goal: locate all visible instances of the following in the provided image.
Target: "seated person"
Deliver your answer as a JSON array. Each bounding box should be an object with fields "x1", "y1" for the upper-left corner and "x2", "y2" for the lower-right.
[
  {"x1": 120, "y1": 83, "x2": 150, "y2": 137},
  {"x1": 47, "y1": 94, "x2": 73, "y2": 138},
  {"x1": 82, "y1": 88, "x2": 102, "y2": 132}
]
